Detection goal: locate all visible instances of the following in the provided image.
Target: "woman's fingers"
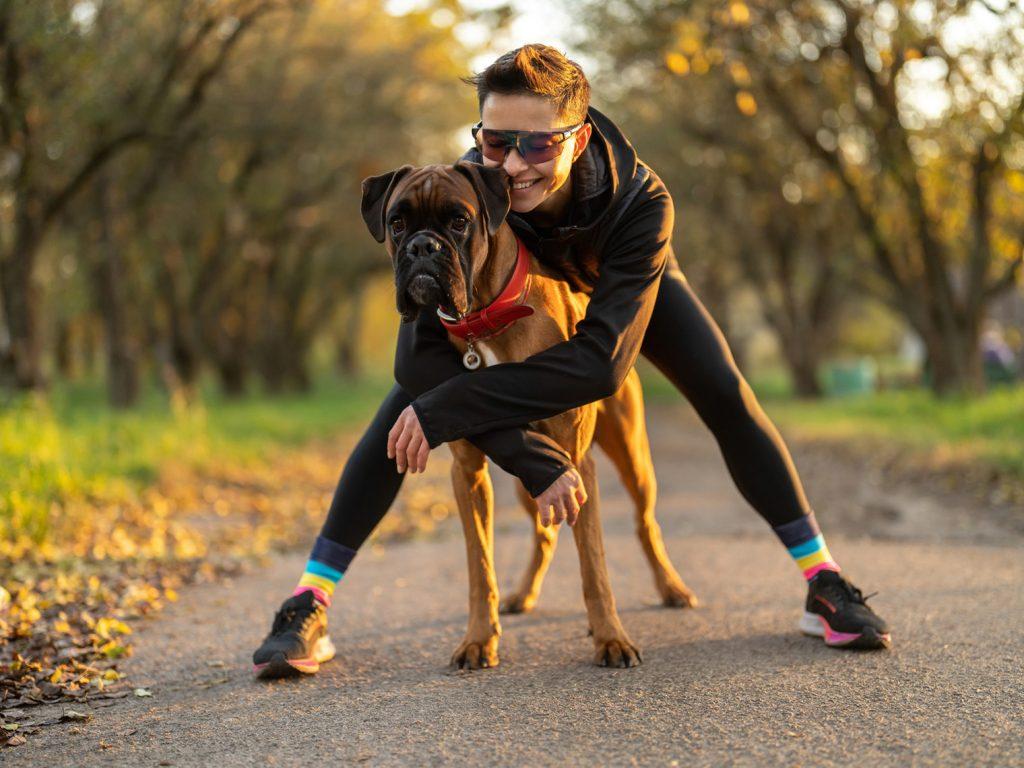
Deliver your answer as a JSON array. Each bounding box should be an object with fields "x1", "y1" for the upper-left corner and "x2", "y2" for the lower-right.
[
  {"x1": 565, "y1": 494, "x2": 581, "y2": 527},
  {"x1": 394, "y1": 429, "x2": 413, "y2": 472},
  {"x1": 538, "y1": 501, "x2": 554, "y2": 527},
  {"x1": 550, "y1": 498, "x2": 566, "y2": 526},
  {"x1": 575, "y1": 483, "x2": 588, "y2": 508},
  {"x1": 415, "y1": 441, "x2": 430, "y2": 473},
  {"x1": 405, "y1": 433, "x2": 423, "y2": 474},
  {"x1": 532, "y1": 465, "x2": 589, "y2": 527}
]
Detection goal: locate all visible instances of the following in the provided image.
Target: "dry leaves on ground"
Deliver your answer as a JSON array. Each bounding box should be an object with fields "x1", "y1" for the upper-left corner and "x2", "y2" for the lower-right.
[{"x1": 1, "y1": 434, "x2": 456, "y2": 747}]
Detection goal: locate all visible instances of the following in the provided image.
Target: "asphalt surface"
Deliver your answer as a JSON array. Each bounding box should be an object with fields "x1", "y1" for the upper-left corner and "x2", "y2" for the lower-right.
[{"x1": 12, "y1": 405, "x2": 1024, "y2": 767}]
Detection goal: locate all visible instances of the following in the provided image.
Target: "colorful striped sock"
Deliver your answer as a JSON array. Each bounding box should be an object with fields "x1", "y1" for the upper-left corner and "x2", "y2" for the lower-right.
[
  {"x1": 772, "y1": 512, "x2": 841, "y2": 581},
  {"x1": 293, "y1": 536, "x2": 357, "y2": 607}
]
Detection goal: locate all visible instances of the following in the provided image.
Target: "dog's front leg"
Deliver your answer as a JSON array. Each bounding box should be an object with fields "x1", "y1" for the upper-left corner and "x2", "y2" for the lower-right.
[
  {"x1": 449, "y1": 440, "x2": 501, "y2": 669},
  {"x1": 572, "y1": 452, "x2": 642, "y2": 668}
]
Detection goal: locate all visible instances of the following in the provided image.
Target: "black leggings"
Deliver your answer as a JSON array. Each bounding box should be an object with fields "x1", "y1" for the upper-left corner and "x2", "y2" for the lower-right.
[{"x1": 320, "y1": 256, "x2": 811, "y2": 550}]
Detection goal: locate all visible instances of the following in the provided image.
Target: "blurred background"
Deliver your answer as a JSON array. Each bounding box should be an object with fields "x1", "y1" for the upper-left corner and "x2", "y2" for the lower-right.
[
  {"x1": 3, "y1": 0, "x2": 1022, "y2": 407},
  {"x1": 1, "y1": 0, "x2": 1022, "y2": 704}
]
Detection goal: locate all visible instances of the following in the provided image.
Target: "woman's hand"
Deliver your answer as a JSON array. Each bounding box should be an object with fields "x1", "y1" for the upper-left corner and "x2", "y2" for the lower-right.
[
  {"x1": 533, "y1": 466, "x2": 588, "y2": 527},
  {"x1": 387, "y1": 404, "x2": 431, "y2": 473}
]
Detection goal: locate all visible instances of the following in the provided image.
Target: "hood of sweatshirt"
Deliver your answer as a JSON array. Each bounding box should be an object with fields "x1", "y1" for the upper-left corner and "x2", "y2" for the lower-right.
[{"x1": 457, "y1": 105, "x2": 643, "y2": 291}]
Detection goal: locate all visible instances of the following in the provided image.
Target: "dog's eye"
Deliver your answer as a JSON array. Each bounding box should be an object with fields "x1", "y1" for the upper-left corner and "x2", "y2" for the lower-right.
[
  {"x1": 451, "y1": 216, "x2": 468, "y2": 233},
  {"x1": 390, "y1": 217, "x2": 405, "y2": 235}
]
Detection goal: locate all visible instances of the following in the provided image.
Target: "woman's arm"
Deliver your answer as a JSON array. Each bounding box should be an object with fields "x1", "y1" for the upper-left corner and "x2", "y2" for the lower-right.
[
  {"x1": 394, "y1": 312, "x2": 574, "y2": 498},
  {"x1": 408, "y1": 169, "x2": 673, "y2": 449}
]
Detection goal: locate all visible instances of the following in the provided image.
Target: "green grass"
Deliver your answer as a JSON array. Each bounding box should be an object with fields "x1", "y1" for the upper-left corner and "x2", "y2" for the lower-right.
[
  {"x1": 0, "y1": 375, "x2": 393, "y2": 544},
  {"x1": 637, "y1": 361, "x2": 1024, "y2": 481},
  {"x1": 759, "y1": 386, "x2": 1024, "y2": 479},
  {"x1": 5, "y1": 363, "x2": 1022, "y2": 549}
]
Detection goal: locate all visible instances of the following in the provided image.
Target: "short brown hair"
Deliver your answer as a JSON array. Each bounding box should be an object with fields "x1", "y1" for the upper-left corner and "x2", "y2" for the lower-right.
[{"x1": 461, "y1": 44, "x2": 590, "y2": 125}]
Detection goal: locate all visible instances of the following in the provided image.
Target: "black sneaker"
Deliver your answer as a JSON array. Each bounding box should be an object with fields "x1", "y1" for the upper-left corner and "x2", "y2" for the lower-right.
[
  {"x1": 800, "y1": 570, "x2": 892, "y2": 650},
  {"x1": 252, "y1": 590, "x2": 336, "y2": 678}
]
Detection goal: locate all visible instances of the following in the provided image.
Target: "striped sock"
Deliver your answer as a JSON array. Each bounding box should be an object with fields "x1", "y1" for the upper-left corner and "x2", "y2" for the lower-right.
[
  {"x1": 772, "y1": 512, "x2": 841, "y2": 581},
  {"x1": 293, "y1": 535, "x2": 357, "y2": 607}
]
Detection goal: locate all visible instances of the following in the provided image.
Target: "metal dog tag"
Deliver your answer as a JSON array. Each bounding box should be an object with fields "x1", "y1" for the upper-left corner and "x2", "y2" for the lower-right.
[{"x1": 462, "y1": 348, "x2": 481, "y2": 370}]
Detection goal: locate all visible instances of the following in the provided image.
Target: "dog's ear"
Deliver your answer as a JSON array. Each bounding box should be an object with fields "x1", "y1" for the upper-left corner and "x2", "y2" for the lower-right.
[
  {"x1": 360, "y1": 165, "x2": 414, "y2": 243},
  {"x1": 454, "y1": 161, "x2": 510, "y2": 236}
]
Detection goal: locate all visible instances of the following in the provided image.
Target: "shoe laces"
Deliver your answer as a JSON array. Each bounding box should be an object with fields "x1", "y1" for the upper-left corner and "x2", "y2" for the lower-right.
[
  {"x1": 827, "y1": 576, "x2": 878, "y2": 608},
  {"x1": 270, "y1": 602, "x2": 319, "y2": 636}
]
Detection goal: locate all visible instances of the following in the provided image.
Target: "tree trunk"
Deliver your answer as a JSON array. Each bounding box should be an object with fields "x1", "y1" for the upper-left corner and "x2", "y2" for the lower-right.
[
  {"x1": 922, "y1": 324, "x2": 985, "y2": 396},
  {"x1": 0, "y1": 222, "x2": 44, "y2": 390},
  {"x1": 159, "y1": 250, "x2": 202, "y2": 401},
  {"x1": 90, "y1": 175, "x2": 140, "y2": 408},
  {"x1": 215, "y1": 358, "x2": 247, "y2": 397},
  {"x1": 336, "y1": 287, "x2": 365, "y2": 381},
  {"x1": 786, "y1": 349, "x2": 824, "y2": 398},
  {"x1": 54, "y1": 318, "x2": 74, "y2": 379}
]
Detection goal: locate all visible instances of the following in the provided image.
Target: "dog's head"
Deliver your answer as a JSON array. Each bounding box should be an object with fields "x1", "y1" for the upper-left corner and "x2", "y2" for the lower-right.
[{"x1": 360, "y1": 161, "x2": 511, "y2": 322}]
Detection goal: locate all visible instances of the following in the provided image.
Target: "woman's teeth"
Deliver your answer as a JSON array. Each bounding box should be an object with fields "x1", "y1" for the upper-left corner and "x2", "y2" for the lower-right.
[{"x1": 512, "y1": 178, "x2": 540, "y2": 190}]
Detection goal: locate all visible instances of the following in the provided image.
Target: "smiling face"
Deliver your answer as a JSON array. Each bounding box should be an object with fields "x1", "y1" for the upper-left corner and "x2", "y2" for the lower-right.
[{"x1": 479, "y1": 93, "x2": 591, "y2": 220}]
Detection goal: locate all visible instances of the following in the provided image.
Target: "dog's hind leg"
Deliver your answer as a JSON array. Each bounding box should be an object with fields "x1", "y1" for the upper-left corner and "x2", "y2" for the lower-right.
[
  {"x1": 448, "y1": 440, "x2": 501, "y2": 670},
  {"x1": 572, "y1": 452, "x2": 641, "y2": 668},
  {"x1": 594, "y1": 371, "x2": 698, "y2": 608},
  {"x1": 500, "y1": 481, "x2": 559, "y2": 615}
]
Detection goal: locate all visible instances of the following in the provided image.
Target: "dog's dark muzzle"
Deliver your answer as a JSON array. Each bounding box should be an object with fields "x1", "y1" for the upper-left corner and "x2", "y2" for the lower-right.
[{"x1": 394, "y1": 231, "x2": 467, "y2": 321}]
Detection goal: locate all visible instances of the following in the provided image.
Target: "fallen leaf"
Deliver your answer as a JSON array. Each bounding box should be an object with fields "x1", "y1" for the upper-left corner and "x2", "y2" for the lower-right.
[
  {"x1": 61, "y1": 710, "x2": 91, "y2": 722},
  {"x1": 133, "y1": 688, "x2": 152, "y2": 698},
  {"x1": 198, "y1": 677, "x2": 229, "y2": 688},
  {"x1": 5, "y1": 734, "x2": 27, "y2": 746}
]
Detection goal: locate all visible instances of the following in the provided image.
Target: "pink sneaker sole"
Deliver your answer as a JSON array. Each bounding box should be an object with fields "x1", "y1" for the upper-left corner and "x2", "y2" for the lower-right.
[{"x1": 800, "y1": 612, "x2": 891, "y2": 650}]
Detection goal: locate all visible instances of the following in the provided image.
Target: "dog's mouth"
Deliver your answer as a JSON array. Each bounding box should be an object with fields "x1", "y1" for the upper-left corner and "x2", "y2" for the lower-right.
[
  {"x1": 396, "y1": 260, "x2": 467, "y2": 321},
  {"x1": 407, "y1": 273, "x2": 442, "y2": 306}
]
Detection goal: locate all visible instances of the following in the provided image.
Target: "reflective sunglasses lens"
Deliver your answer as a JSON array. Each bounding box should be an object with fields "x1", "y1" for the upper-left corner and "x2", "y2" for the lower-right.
[
  {"x1": 522, "y1": 140, "x2": 562, "y2": 164},
  {"x1": 479, "y1": 131, "x2": 512, "y2": 162},
  {"x1": 478, "y1": 129, "x2": 568, "y2": 164}
]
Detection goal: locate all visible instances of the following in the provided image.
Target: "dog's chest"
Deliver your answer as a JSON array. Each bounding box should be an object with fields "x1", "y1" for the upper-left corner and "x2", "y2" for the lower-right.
[{"x1": 475, "y1": 341, "x2": 500, "y2": 367}]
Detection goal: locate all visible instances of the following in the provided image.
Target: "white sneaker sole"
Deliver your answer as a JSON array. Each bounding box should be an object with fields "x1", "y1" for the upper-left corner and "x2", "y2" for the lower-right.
[{"x1": 799, "y1": 611, "x2": 826, "y2": 637}]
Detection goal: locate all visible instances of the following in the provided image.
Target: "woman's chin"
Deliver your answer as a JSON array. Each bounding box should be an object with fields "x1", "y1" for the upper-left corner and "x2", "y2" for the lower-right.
[{"x1": 510, "y1": 193, "x2": 544, "y2": 213}]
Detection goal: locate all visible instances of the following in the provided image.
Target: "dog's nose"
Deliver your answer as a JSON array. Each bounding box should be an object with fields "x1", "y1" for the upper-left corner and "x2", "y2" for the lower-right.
[{"x1": 406, "y1": 233, "x2": 443, "y2": 260}]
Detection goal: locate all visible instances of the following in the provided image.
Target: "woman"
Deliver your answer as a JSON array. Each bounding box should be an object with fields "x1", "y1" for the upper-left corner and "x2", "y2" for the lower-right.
[{"x1": 252, "y1": 44, "x2": 890, "y2": 679}]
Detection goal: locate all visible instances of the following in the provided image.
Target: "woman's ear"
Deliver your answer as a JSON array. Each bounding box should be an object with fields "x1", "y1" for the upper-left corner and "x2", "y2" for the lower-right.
[
  {"x1": 360, "y1": 165, "x2": 414, "y2": 243},
  {"x1": 571, "y1": 122, "x2": 592, "y2": 163}
]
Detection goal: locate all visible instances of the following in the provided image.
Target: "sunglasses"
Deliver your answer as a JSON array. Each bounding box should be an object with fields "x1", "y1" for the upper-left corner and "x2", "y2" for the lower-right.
[{"x1": 471, "y1": 121, "x2": 585, "y2": 165}]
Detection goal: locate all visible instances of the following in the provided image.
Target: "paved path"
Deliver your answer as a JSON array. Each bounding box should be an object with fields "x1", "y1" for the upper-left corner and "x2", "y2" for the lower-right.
[{"x1": 12, "y1": 405, "x2": 1024, "y2": 766}]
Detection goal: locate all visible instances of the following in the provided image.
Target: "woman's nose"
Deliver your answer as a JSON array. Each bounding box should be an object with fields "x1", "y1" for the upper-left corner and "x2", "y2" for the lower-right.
[{"x1": 502, "y1": 147, "x2": 529, "y2": 175}]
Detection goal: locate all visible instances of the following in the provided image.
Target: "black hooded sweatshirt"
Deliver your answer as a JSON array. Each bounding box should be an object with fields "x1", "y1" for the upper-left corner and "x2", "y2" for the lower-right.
[{"x1": 394, "y1": 105, "x2": 674, "y2": 496}]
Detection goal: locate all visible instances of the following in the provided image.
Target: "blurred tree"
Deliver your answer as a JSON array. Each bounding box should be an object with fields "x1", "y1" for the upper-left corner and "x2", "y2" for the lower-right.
[
  {"x1": 0, "y1": 0, "x2": 295, "y2": 392},
  {"x1": 1, "y1": 0, "x2": 478, "y2": 402},
  {"x1": 578, "y1": 0, "x2": 1024, "y2": 396},
  {"x1": 580, "y1": 6, "x2": 853, "y2": 396}
]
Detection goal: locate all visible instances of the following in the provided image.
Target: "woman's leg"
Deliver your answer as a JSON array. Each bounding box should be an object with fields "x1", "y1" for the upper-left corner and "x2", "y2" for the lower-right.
[
  {"x1": 638, "y1": 255, "x2": 890, "y2": 649},
  {"x1": 319, "y1": 383, "x2": 410, "y2": 550},
  {"x1": 290, "y1": 383, "x2": 410, "y2": 607},
  {"x1": 254, "y1": 384, "x2": 412, "y2": 676},
  {"x1": 639, "y1": 256, "x2": 812, "y2": 528}
]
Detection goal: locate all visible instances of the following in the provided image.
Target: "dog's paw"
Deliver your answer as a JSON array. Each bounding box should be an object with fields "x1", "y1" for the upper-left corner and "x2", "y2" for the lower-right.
[
  {"x1": 661, "y1": 581, "x2": 699, "y2": 609},
  {"x1": 594, "y1": 637, "x2": 642, "y2": 669},
  {"x1": 499, "y1": 593, "x2": 536, "y2": 615},
  {"x1": 450, "y1": 638, "x2": 499, "y2": 670}
]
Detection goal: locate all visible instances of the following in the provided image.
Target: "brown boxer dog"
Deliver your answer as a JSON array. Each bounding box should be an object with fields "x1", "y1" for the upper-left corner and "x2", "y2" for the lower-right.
[{"x1": 361, "y1": 160, "x2": 697, "y2": 669}]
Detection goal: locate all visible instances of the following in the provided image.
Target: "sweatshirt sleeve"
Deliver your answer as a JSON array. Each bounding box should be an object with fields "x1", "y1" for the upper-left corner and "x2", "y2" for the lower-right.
[
  {"x1": 409, "y1": 168, "x2": 673, "y2": 448},
  {"x1": 394, "y1": 310, "x2": 573, "y2": 498}
]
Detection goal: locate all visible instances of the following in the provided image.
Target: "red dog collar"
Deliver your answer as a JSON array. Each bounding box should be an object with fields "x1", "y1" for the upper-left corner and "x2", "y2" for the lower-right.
[{"x1": 438, "y1": 234, "x2": 535, "y2": 341}]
